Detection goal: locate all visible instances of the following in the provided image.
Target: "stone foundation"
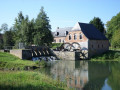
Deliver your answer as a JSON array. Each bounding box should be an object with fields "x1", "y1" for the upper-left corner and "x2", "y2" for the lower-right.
[
  {"x1": 10, "y1": 49, "x2": 32, "y2": 60},
  {"x1": 53, "y1": 51, "x2": 81, "y2": 60}
]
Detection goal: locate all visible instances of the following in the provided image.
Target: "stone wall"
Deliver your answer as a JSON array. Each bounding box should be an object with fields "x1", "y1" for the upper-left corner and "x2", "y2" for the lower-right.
[
  {"x1": 10, "y1": 49, "x2": 32, "y2": 60},
  {"x1": 0, "y1": 50, "x2": 5, "y2": 52},
  {"x1": 88, "y1": 40, "x2": 109, "y2": 57},
  {"x1": 53, "y1": 51, "x2": 81, "y2": 60}
]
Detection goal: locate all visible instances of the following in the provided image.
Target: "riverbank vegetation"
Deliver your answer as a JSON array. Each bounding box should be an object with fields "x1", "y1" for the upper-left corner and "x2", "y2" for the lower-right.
[
  {"x1": 0, "y1": 52, "x2": 68, "y2": 90},
  {"x1": 0, "y1": 71, "x2": 67, "y2": 90},
  {"x1": 91, "y1": 50, "x2": 120, "y2": 61},
  {"x1": 50, "y1": 43, "x2": 63, "y2": 49},
  {"x1": 0, "y1": 52, "x2": 46, "y2": 70}
]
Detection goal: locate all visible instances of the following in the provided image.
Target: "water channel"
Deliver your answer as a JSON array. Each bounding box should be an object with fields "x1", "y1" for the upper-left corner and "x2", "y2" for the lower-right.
[{"x1": 38, "y1": 60, "x2": 120, "y2": 90}]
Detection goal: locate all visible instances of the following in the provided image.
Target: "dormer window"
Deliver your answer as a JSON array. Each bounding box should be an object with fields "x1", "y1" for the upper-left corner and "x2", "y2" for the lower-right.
[
  {"x1": 57, "y1": 32, "x2": 59, "y2": 36},
  {"x1": 80, "y1": 33, "x2": 82, "y2": 40},
  {"x1": 66, "y1": 31, "x2": 68, "y2": 35},
  {"x1": 69, "y1": 34, "x2": 72, "y2": 40}
]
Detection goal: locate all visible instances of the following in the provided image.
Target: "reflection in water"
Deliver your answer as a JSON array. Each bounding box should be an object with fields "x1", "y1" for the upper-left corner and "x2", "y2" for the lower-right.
[
  {"x1": 102, "y1": 79, "x2": 112, "y2": 90},
  {"x1": 107, "y1": 62, "x2": 120, "y2": 90},
  {"x1": 39, "y1": 61, "x2": 120, "y2": 90},
  {"x1": 50, "y1": 61, "x2": 88, "y2": 89}
]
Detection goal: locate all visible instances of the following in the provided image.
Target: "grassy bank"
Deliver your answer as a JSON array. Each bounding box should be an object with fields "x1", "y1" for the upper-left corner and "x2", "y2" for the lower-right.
[
  {"x1": 0, "y1": 52, "x2": 45, "y2": 70},
  {"x1": 0, "y1": 52, "x2": 68, "y2": 90},
  {"x1": 91, "y1": 50, "x2": 120, "y2": 61},
  {"x1": 0, "y1": 71, "x2": 67, "y2": 90}
]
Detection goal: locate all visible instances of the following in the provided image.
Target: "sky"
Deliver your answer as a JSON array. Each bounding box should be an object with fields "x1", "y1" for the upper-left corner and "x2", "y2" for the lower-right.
[{"x1": 0, "y1": 0, "x2": 120, "y2": 32}]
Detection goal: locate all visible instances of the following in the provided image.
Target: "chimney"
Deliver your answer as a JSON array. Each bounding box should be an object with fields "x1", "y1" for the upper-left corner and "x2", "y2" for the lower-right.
[{"x1": 57, "y1": 27, "x2": 59, "y2": 29}]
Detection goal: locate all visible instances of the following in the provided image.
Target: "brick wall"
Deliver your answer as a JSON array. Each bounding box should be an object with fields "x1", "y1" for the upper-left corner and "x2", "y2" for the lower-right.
[
  {"x1": 54, "y1": 37, "x2": 65, "y2": 43},
  {"x1": 65, "y1": 31, "x2": 88, "y2": 43}
]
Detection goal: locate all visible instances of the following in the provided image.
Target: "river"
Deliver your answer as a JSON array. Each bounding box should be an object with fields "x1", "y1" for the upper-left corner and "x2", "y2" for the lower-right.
[{"x1": 38, "y1": 60, "x2": 120, "y2": 90}]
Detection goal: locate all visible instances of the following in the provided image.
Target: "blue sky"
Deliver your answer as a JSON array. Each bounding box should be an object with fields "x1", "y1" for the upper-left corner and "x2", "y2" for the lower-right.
[{"x1": 0, "y1": 0, "x2": 120, "y2": 31}]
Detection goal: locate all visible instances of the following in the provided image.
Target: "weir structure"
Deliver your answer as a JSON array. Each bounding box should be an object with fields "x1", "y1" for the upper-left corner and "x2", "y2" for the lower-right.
[{"x1": 10, "y1": 43, "x2": 88, "y2": 60}]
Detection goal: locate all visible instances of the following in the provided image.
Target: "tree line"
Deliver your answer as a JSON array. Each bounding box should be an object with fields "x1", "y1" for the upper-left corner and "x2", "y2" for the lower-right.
[
  {"x1": 0, "y1": 7, "x2": 53, "y2": 49},
  {"x1": 0, "y1": 7, "x2": 120, "y2": 49}
]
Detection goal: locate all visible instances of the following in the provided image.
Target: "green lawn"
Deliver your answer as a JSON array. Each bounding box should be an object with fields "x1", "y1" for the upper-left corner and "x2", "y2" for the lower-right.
[
  {"x1": 0, "y1": 52, "x2": 68, "y2": 90},
  {"x1": 0, "y1": 71, "x2": 67, "y2": 90},
  {"x1": 0, "y1": 52, "x2": 38, "y2": 70}
]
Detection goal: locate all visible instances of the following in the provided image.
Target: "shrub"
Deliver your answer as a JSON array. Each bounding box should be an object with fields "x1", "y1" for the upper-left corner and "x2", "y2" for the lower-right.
[
  {"x1": 114, "y1": 52, "x2": 120, "y2": 58},
  {"x1": 35, "y1": 60, "x2": 47, "y2": 67},
  {"x1": 50, "y1": 43, "x2": 63, "y2": 49}
]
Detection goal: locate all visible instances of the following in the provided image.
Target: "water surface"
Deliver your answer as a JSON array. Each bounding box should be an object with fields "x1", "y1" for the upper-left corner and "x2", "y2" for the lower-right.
[{"x1": 39, "y1": 60, "x2": 120, "y2": 90}]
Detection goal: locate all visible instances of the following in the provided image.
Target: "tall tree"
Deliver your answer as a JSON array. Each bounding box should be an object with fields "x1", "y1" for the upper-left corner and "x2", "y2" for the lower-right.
[
  {"x1": 1, "y1": 23, "x2": 8, "y2": 32},
  {"x1": 0, "y1": 34, "x2": 3, "y2": 49},
  {"x1": 13, "y1": 12, "x2": 35, "y2": 46},
  {"x1": 34, "y1": 7, "x2": 53, "y2": 46},
  {"x1": 3, "y1": 29, "x2": 15, "y2": 46},
  {"x1": 13, "y1": 11, "x2": 25, "y2": 44},
  {"x1": 0, "y1": 29, "x2": 2, "y2": 34},
  {"x1": 111, "y1": 29, "x2": 120, "y2": 48},
  {"x1": 89, "y1": 17, "x2": 105, "y2": 33},
  {"x1": 106, "y1": 12, "x2": 120, "y2": 41}
]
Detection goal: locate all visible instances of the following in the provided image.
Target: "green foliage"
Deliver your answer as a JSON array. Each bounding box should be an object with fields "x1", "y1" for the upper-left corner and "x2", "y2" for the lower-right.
[
  {"x1": 106, "y1": 12, "x2": 120, "y2": 41},
  {"x1": 35, "y1": 60, "x2": 47, "y2": 67},
  {"x1": 34, "y1": 7, "x2": 53, "y2": 46},
  {"x1": 3, "y1": 30, "x2": 15, "y2": 46},
  {"x1": 89, "y1": 17, "x2": 105, "y2": 33},
  {"x1": 111, "y1": 29, "x2": 120, "y2": 48},
  {"x1": 107, "y1": 62, "x2": 120, "y2": 90},
  {"x1": 0, "y1": 34, "x2": 3, "y2": 49},
  {"x1": 50, "y1": 43, "x2": 63, "y2": 49},
  {"x1": 13, "y1": 12, "x2": 35, "y2": 46},
  {"x1": 0, "y1": 52, "x2": 38, "y2": 70},
  {"x1": 0, "y1": 71, "x2": 67, "y2": 90},
  {"x1": 91, "y1": 50, "x2": 120, "y2": 60},
  {"x1": 11, "y1": 7, "x2": 53, "y2": 47},
  {"x1": 1, "y1": 23, "x2": 8, "y2": 32}
]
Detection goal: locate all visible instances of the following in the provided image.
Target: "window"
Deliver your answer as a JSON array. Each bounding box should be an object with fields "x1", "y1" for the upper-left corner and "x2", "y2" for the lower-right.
[
  {"x1": 59, "y1": 39, "x2": 61, "y2": 43},
  {"x1": 75, "y1": 79, "x2": 77, "y2": 85},
  {"x1": 80, "y1": 34, "x2": 82, "y2": 39},
  {"x1": 98, "y1": 45, "x2": 99, "y2": 48},
  {"x1": 74, "y1": 34, "x2": 77, "y2": 40},
  {"x1": 102, "y1": 44, "x2": 103, "y2": 48},
  {"x1": 80, "y1": 80, "x2": 83, "y2": 86},
  {"x1": 66, "y1": 31, "x2": 68, "y2": 35},
  {"x1": 54, "y1": 39, "x2": 56, "y2": 43},
  {"x1": 69, "y1": 34, "x2": 72, "y2": 40},
  {"x1": 57, "y1": 32, "x2": 59, "y2": 36},
  {"x1": 92, "y1": 45, "x2": 93, "y2": 48}
]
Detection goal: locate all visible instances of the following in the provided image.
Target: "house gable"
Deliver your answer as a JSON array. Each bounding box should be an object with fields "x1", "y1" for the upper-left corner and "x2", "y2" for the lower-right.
[{"x1": 65, "y1": 30, "x2": 88, "y2": 43}]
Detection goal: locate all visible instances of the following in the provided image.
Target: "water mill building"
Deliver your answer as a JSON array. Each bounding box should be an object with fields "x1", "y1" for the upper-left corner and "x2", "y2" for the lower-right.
[{"x1": 52, "y1": 22, "x2": 109, "y2": 58}]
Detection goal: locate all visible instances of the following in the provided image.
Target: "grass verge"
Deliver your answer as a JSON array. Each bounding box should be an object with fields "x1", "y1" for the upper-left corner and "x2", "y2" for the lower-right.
[
  {"x1": 0, "y1": 71, "x2": 67, "y2": 90},
  {"x1": 0, "y1": 52, "x2": 44, "y2": 70}
]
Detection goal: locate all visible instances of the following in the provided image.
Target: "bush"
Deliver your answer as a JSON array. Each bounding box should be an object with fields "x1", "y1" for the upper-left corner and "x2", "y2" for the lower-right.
[
  {"x1": 35, "y1": 60, "x2": 47, "y2": 67},
  {"x1": 50, "y1": 43, "x2": 63, "y2": 49},
  {"x1": 91, "y1": 50, "x2": 120, "y2": 60},
  {"x1": 114, "y1": 52, "x2": 120, "y2": 58}
]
